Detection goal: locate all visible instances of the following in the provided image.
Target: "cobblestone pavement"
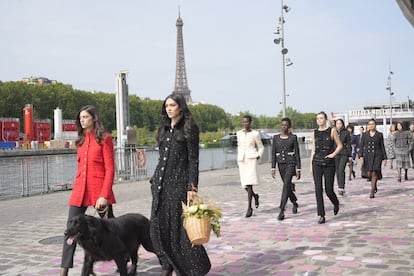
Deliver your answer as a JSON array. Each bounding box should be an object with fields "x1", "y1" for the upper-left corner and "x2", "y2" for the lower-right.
[{"x1": 0, "y1": 158, "x2": 413, "y2": 275}]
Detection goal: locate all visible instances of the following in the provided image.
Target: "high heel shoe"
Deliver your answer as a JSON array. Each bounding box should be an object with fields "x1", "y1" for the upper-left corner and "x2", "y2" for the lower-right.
[
  {"x1": 253, "y1": 194, "x2": 260, "y2": 208},
  {"x1": 277, "y1": 211, "x2": 285, "y2": 221},
  {"x1": 352, "y1": 170, "x2": 356, "y2": 179},
  {"x1": 245, "y1": 207, "x2": 253, "y2": 218},
  {"x1": 369, "y1": 191, "x2": 375, "y2": 198},
  {"x1": 318, "y1": 216, "x2": 326, "y2": 224}
]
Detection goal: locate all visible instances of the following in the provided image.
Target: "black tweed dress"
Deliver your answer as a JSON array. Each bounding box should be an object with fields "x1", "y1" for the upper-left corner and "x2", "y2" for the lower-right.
[{"x1": 150, "y1": 122, "x2": 211, "y2": 276}]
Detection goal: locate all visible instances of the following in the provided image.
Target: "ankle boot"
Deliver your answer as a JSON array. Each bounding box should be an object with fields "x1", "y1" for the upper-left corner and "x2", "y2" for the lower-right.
[{"x1": 245, "y1": 207, "x2": 253, "y2": 218}]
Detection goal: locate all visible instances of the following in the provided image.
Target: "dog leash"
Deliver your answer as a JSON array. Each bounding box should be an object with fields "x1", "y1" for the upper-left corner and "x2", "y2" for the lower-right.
[{"x1": 94, "y1": 205, "x2": 109, "y2": 219}]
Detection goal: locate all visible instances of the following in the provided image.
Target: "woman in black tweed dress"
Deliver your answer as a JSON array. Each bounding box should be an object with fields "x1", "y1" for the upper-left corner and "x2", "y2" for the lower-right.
[
  {"x1": 359, "y1": 119, "x2": 387, "y2": 198},
  {"x1": 150, "y1": 94, "x2": 211, "y2": 276}
]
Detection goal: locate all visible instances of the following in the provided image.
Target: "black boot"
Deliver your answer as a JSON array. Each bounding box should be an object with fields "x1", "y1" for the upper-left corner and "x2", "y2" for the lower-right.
[
  {"x1": 245, "y1": 207, "x2": 253, "y2": 218},
  {"x1": 292, "y1": 203, "x2": 298, "y2": 214}
]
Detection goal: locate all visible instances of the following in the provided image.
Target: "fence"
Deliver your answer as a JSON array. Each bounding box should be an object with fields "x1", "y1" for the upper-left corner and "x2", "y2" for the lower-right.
[
  {"x1": 0, "y1": 147, "x2": 240, "y2": 200},
  {"x1": 0, "y1": 142, "x2": 311, "y2": 200}
]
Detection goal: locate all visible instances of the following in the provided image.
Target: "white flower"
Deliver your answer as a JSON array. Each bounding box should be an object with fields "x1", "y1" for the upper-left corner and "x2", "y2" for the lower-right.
[
  {"x1": 199, "y1": 204, "x2": 209, "y2": 210},
  {"x1": 188, "y1": 205, "x2": 198, "y2": 213}
]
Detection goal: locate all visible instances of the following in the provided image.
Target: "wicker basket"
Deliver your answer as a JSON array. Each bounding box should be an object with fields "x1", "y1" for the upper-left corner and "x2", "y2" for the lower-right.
[{"x1": 184, "y1": 215, "x2": 211, "y2": 246}]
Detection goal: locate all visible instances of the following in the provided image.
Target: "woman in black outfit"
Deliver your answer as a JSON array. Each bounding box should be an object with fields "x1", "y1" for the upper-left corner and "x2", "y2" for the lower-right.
[
  {"x1": 271, "y1": 118, "x2": 301, "y2": 221},
  {"x1": 347, "y1": 124, "x2": 359, "y2": 181},
  {"x1": 335, "y1": 119, "x2": 351, "y2": 196},
  {"x1": 310, "y1": 112, "x2": 343, "y2": 224},
  {"x1": 150, "y1": 94, "x2": 211, "y2": 276},
  {"x1": 359, "y1": 118, "x2": 387, "y2": 198}
]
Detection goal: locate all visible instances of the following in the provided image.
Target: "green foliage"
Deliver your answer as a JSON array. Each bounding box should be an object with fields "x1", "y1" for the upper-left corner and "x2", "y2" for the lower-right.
[
  {"x1": 135, "y1": 127, "x2": 157, "y2": 146},
  {"x1": 0, "y1": 81, "x2": 317, "y2": 146},
  {"x1": 182, "y1": 195, "x2": 223, "y2": 238},
  {"x1": 190, "y1": 103, "x2": 231, "y2": 132}
]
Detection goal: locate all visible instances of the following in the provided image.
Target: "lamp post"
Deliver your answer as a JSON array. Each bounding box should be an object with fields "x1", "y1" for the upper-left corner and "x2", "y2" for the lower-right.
[
  {"x1": 274, "y1": 0, "x2": 292, "y2": 118},
  {"x1": 386, "y1": 68, "x2": 394, "y2": 126}
]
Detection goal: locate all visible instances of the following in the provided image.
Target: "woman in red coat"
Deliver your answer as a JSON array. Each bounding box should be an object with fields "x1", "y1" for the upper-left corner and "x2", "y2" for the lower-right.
[{"x1": 60, "y1": 105, "x2": 116, "y2": 276}]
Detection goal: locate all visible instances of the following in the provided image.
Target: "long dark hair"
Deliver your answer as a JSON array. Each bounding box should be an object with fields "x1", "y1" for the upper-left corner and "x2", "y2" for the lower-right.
[
  {"x1": 75, "y1": 105, "x2": 106, "y2": 147},
  {"x1": 336, "y1": 118, "x2": 345, "y2": 130},
  {"x1": 156, "y1": 94, "x2": 196, "y2": 145}
]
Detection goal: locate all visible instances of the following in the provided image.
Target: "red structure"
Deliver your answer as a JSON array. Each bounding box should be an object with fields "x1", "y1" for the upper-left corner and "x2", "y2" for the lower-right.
[
  {"x1": 23, "y1": 104, "x2": 34, "y2": 143},
  {"x1": 0, "y1": 118, "x2": 20, "y2": 142},
  {"x1": 33, "y1": 120, "x2": 51, "y2": 143},
  {"x1": 62, "y1": 120, "x2": 77, "y2": 131}
]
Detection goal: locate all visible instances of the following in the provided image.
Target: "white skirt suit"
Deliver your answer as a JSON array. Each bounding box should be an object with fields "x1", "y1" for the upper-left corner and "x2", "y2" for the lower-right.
[{"x1": 236, "y1": 130, "x2": 265, "y2": 188}]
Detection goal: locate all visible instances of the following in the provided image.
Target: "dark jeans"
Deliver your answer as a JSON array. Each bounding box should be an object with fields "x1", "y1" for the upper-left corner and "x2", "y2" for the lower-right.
[
  {"x1": 335, "y1": 155, "x2": 348, "y2": 190},
  {"x1": 60, "y1": 205, "x2": 114, "y2": 268},
  {"x1": 312, "y1": 164, "x2": 339, "y2": 217},
  {"x1": 277, "y1": 163, "x2": 297, "y2": 211}
]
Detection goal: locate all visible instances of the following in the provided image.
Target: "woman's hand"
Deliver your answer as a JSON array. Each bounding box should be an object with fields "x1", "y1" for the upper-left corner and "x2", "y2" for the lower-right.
[
  {"x1": 95, "y1": 197, "x2": 108, "y2": 211},
  {"x1": 325, "y1": 153, "x2": 336, "y2": 159},
  {"x1": 271, "y1": 170, "x2": 276, "y2": 178},
  {"x1": 383, "y1": 159, "x2": 387, "y2": 166},
  {"x1": 296, "y1": 171, "x2": 301, "y2": 180},
  {"x1": 187, "y1": 191, "x2": 197, "y2": 201}
]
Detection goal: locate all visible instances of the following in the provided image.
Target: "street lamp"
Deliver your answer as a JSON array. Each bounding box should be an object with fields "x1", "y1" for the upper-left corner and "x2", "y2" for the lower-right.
[
  {"x1": 386, "y1": 68, "x2": 394, "y2": 125},
  {"x1": 273, "y1": 0, "x2": 292, "y2": 118}
]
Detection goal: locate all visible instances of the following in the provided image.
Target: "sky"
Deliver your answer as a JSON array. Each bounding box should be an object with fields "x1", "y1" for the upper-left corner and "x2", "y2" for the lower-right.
[{"x1": 1, "y1": 0, "x2": 413, "y2": 117}]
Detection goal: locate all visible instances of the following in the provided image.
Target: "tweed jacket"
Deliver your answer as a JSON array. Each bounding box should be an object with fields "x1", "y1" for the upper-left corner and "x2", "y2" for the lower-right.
[
  {"x1": 271, "y1": 133, "x2": 301, "y2": 169},
  {"x1": 69, "y1": 131, "x2": 116, "y2": 207},
  {"x1": 236, "y1": 129, "x2": 264, "y2": 162}
]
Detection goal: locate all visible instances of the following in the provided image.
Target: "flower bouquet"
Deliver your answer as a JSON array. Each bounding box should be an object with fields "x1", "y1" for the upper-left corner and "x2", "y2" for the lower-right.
[{"x1": 182, "y1": 195, "x2": 223, "y2": 246}]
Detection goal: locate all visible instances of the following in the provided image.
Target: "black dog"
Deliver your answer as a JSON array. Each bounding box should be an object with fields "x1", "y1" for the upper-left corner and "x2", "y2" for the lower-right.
[{"x1": 65, "y1": 213, "x2": 154, "y2": 276}]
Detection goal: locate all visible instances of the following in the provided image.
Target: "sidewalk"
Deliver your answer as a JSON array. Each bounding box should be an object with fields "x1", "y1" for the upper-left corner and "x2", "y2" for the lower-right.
[{"x1": 0, "y1": 158, "x2": 413, "y2": 275}]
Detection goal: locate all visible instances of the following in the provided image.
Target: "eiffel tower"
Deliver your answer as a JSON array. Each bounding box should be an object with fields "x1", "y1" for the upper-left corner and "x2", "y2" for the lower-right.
[{"x1": 172, "y1": 10, "x2": 192, "y2": 103}]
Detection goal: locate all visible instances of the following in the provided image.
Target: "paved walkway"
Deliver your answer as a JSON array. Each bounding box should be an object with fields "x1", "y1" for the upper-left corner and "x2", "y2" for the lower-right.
[{"x1": 0, "y1": 158, "x2": 413, "y2": 275}]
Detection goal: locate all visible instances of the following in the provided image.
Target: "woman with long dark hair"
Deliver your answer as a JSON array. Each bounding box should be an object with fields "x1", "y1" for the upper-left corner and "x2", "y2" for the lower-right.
[
  {"x1": 359, "y1": 118, "x2": 387, "y2": 198},
  {"x1": 150, "y1": 94, "x2": 211, "y2": 276},
  {"x1": 310, "y1": 111, "x2": 343, "y2": 224},
  {"x1": 347, "y1": 124, "x2": 359, "y2": 181},
  {"x1": 335, "y1": 119, "x2": 351, "y2": 196},
  {"x1": 60, "y1": 105, "x2": 116, "y2": 276}
]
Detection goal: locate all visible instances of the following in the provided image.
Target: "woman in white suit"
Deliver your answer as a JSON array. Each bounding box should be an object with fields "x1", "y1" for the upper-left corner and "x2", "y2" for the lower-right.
[{"x1": 237, "y1": 115, "x2": 264, "y2": 217}]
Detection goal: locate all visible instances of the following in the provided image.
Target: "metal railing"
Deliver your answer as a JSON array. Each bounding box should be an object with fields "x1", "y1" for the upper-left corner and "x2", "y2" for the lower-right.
[{"x1": 0, "y1": 143, "x2": 311, "y2": 200}]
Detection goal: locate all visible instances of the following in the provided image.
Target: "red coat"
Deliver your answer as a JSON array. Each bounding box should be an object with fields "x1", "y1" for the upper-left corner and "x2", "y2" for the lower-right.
[{"x1": 69, "y1": 131, "x2": 116, "y2": 207}]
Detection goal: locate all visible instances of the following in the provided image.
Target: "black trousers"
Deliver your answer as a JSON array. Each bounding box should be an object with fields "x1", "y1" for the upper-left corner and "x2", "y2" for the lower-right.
[
  {"x1": 335, "y1": 155, "x2": 348, "y2": 190},
  {"x1": 277, "y1": 163, "x2": 297, "y2": 211},
  {"x1": 312, "y1": 164, "x2": 339, "y2": 217},
  {"x1": 60, "y1": 205, "x2": 114, "y2": 268}
]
